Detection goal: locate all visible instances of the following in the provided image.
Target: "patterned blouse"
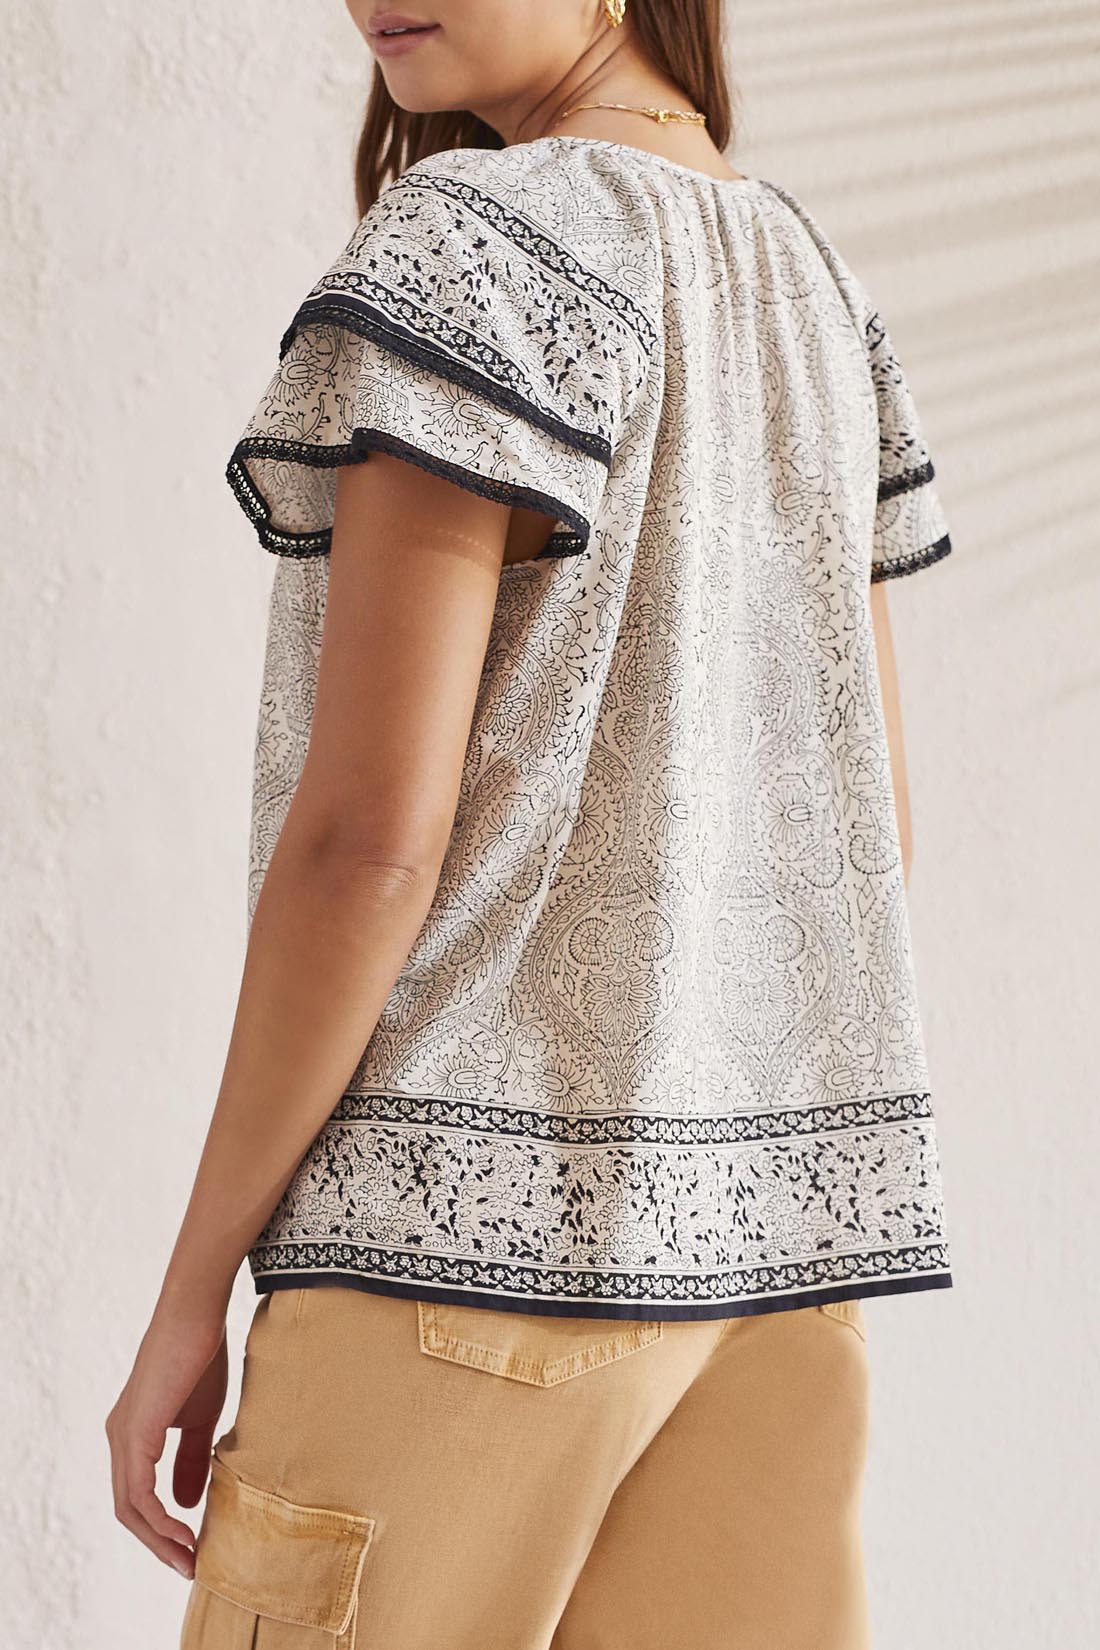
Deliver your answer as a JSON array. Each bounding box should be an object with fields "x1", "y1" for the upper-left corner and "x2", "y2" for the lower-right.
[{"x1": 228, "y1": 134, "x2": 955, "y2": 1321}]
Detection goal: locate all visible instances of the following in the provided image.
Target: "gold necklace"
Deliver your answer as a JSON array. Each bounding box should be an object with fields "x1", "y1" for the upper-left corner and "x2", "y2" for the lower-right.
[{"x1": 550, "y1": 100, "x2": 706, "y2": 128}]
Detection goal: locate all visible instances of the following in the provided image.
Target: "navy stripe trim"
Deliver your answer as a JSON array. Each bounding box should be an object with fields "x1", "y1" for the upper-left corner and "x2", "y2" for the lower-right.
[
  {"x1": 878, "y1": 457, "x2": 935, "y2": 502},
  {"x1": 226, "y1": 429, "x2": 591, "y2": 561},
  {"x1": 249, "y1": 1239, "x2": 953, "y2": 1315},
  {"x1": 330, "y1": 1087, "x2": 936, "y2": 1145},
  {"x1": 253, "y1": 1262, "x2": 954, "y2": 1323},
  {"x1": 280, "y1": 295, "x2": 612, "y2": 468},
  {"x1": 871, "y1": 533, "x2": 952, "y2": 582}
]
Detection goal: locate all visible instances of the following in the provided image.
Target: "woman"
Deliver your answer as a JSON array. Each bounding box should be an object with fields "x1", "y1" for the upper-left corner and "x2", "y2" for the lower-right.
[{"x1": 106, "y1": 3, "x2": 956, "y2": 1646}]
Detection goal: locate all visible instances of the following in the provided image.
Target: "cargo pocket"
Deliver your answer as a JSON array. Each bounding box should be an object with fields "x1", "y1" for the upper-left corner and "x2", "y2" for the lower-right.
[
  {"x1": 817, "y1": 1298, "x2": 867, "y2": 1341},
  {"x1": 416, "y1": 1298, "x2": 664, "y2": 1387},
  {"x1": 180, "y1": 1455, "x2": 375, "y2": 1649}
]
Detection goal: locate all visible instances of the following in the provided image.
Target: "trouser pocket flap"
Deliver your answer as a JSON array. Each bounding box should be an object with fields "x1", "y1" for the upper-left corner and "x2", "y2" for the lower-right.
[
  {"x1": 192, "y1": 1455, "x2": 375, "y2": 1637},
  {"x1": 417, "y1": 1299, "x2": 664, "y2": 1385}
]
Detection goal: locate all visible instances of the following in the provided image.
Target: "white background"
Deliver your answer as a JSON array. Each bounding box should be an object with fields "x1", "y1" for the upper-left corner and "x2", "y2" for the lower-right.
[{"x1": 3, "y1": 2, "x2": 1098, "y2": 1645}]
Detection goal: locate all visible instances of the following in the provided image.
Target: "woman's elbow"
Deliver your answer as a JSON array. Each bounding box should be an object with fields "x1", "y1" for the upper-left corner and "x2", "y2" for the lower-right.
[{"x1": 280, "y1": 796, "x2": 449, "y2": 891}]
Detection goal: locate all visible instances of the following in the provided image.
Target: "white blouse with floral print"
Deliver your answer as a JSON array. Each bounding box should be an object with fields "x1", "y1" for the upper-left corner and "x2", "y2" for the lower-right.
[{"x1": 227, "y1": 134, "x2": 955, "y2": 1321}]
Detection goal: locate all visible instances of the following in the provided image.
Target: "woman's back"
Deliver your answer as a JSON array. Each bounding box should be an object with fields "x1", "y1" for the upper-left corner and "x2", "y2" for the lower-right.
[{"x1": 230, "y1": 133, "x2": 953, "y2": 1318}]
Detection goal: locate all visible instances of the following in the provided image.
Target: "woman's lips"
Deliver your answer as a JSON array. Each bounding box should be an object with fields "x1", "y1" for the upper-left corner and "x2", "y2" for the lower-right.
[{"x1": 368, "y1": 21, "x2": 441, "y2": 58}]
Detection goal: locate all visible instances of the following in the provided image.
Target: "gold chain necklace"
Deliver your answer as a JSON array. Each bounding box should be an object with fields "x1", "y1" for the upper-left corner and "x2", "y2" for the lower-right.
[{"x1": 550, "y1": 100, "x2": 706, "y2": 128}]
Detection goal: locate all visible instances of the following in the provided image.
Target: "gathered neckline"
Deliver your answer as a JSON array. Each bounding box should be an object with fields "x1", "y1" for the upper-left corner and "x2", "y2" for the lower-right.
[{"x1": 514, "y1": 133, "x2": 763, "y2": 190}]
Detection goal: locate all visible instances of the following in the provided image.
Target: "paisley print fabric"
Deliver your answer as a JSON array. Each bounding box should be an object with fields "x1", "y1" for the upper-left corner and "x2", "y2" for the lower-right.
[{"x1": 229, "y1": 135, "x2": 955, "y2": 1320}]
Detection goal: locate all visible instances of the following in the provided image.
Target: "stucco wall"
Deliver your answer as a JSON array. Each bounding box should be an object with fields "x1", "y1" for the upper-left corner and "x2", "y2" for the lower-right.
[{"x1": 4, "y1": 3, "x2": 1097, "y2": 1645}]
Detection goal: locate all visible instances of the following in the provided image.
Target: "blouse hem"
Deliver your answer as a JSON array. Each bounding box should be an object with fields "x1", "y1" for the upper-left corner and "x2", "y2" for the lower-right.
[{"x1": 248, "y1": 1259, "x2": 953, "y2": 1323}]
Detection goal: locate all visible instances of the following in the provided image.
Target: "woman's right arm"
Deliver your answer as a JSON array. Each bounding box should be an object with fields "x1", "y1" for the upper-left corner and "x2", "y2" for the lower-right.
[{"x1": 106, "y1": 452, "x2": 517, "y2": 1576}]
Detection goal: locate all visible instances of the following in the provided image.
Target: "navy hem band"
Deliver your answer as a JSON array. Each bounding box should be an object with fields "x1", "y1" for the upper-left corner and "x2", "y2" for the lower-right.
[{"x1": 251, "y1": 1268, "x2": 954, "y2": 1323}]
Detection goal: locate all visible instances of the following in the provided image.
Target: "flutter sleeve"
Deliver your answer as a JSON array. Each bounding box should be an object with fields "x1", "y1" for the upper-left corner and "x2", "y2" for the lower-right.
[
  {"x1": 864, "y1": 304, "x2": 954, "y2": 582},
  {"x1": 226, "y1": 160, "x2": 648, "y2": 561}
]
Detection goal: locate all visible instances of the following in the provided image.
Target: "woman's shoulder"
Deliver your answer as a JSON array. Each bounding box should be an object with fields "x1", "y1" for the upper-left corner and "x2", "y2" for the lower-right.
[
  {"x1": 395, "y1": 136, "x2": 628, "y2": 195},
  {"x1": 364, "y1": 141, "x2": 661, "y2": 357},
  {"x1": 385, "y1": 139, "x2": 657, "y2": 250}
]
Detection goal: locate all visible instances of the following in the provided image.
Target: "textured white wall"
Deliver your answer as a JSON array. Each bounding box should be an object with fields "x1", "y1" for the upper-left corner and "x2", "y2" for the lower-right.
[{"x1": 3, "y1": 3, "x2": 1097, "y2": 1646}]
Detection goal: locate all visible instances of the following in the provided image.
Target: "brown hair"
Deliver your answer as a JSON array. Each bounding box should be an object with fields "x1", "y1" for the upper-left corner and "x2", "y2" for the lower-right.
[{"x1": 353, "y1": 1, "x2": 737, "y2": 217}]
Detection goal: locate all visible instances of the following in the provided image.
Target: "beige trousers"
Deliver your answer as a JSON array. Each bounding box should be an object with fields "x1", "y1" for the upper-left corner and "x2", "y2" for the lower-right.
[{"x1": 180, "y1": 1285, "x2": 871, "y2": 1650}]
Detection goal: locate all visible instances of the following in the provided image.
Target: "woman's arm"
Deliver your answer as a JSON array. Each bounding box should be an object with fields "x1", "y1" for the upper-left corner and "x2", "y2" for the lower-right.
[
  {"x1": 159, "y1": 457, "x2": 519, "y2": 1316},
  {"x1": 869, "y1": 580, "x2": 912, "y2": 883},
  {"x1": 106, "y1": 455, "x2": 519, "y2": 1574}
]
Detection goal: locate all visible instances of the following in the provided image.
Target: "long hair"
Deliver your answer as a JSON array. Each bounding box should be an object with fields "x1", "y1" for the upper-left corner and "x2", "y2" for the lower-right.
[{"x1": 353, "y1": 1, "x2": 737, "y2": 216}]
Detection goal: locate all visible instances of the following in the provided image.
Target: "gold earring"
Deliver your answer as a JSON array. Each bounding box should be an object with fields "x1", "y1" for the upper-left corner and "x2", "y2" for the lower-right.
[{"x1": 603, "y1": 0, "x2": 626, "y2": 25}]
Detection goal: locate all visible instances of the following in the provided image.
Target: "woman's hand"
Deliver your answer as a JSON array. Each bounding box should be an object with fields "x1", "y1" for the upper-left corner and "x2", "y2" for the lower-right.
[{"x1": 105, "y1": 1306, "x2": 228, "y2": 1579}]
